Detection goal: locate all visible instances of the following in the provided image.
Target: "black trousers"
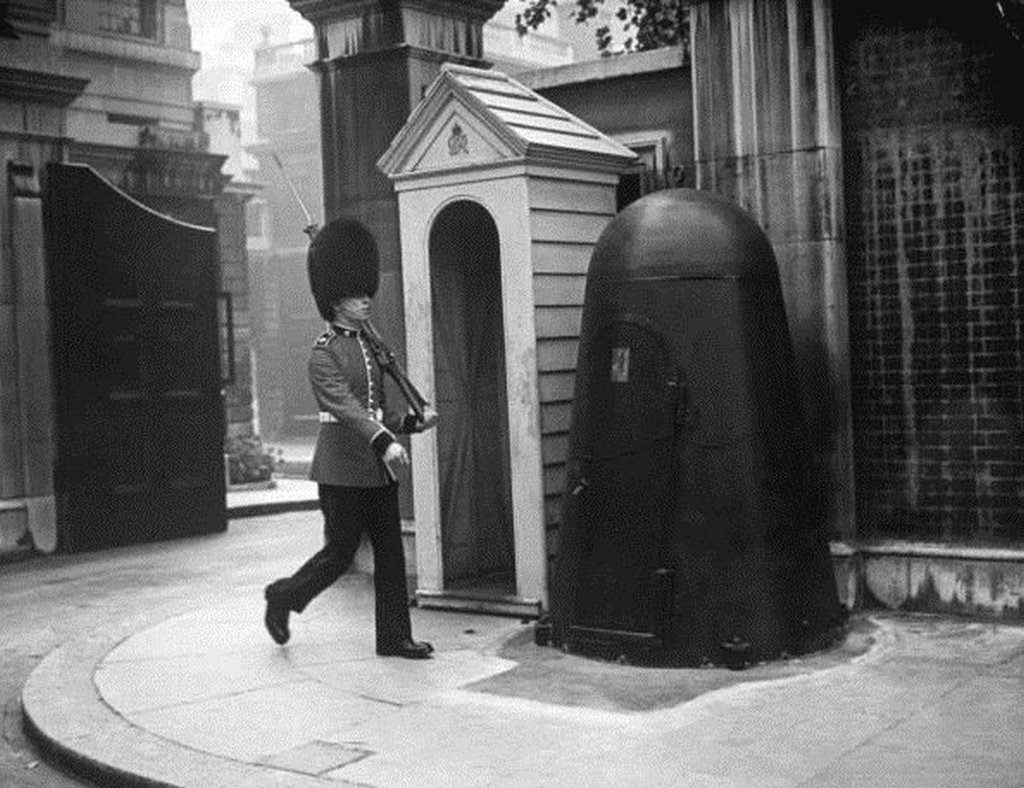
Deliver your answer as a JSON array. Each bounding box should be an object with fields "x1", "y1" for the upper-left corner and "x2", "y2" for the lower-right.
[{"x1": 274, "y1": 483, "x2": 412, "y2": 651}]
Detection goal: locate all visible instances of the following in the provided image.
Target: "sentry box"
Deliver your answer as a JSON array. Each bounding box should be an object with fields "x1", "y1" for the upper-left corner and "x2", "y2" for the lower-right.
[{"x1": 548, "y1": 189, "x2": 845, "y2": 668}]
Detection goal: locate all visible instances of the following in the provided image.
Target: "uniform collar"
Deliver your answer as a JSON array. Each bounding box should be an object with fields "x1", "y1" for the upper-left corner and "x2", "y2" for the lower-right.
[{"x1": 331, "y1": 323, "x2": 362, "y2": 338}]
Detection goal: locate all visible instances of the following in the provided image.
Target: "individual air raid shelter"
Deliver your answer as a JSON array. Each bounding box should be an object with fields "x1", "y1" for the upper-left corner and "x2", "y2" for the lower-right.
[
  {"x1": 378, "y1": 64, "x2": 637, "y2": 617},
  {"x1": 550, "y1": 188, "x2": 845, "y2": 667}
]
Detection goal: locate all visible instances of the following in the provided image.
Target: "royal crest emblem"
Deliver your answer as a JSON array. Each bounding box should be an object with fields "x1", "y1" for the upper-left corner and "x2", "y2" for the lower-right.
[{"x1": 448, "y1": 123, "x2": 469, "y2": 156}]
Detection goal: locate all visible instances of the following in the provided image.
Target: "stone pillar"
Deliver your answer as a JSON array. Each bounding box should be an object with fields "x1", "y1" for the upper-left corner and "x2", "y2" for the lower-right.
[
  {"x1": 7, "y1": 162, "x2": 58, "y2": 552},
  {"x1": 689, "y1": 0, "x2": 855, "y2": 538},
  {"x1": 0, "y1": 32, "x2": 88, "y2": 554}
]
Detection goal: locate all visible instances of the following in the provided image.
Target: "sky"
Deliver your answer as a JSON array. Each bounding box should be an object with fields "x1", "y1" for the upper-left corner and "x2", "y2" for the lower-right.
[
  {"x1": 181, "y1": 0, "x2": 616, "y2": 146},
  {"x1": 185, "y1": 0, "x2": 312, "y2": 70},
  {"x1": 183, "y1": 0, "x2": 314, "y2": 156},
  {"x1": 182, "y1": 0, "x2": 612, "y2": 102}
]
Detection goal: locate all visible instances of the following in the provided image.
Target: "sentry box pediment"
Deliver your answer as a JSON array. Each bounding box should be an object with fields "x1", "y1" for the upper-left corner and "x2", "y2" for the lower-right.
[{"x1": 378, "y1": 64, "x2": 637, "y2": 184}]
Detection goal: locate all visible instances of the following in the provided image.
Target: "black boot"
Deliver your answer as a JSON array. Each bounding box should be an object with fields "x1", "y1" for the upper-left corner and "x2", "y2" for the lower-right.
[
  {"x1": 263, "y1": 582, "x2": 291, "y2": 645},
  {"x1": 376, "y1": 638, "x2": 433, "y2": 659}
]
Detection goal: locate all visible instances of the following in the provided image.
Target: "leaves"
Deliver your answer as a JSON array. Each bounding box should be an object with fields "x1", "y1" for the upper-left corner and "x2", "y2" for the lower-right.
[
  {"x1": 224, "y1": 435, "x2": 283, "y2": 484},
  {"x1": 514, "y1": 0, "x2": 557, "y2": 36},
  {"x1": 514, "y1": 0, "x2": 688, "y2": 53}
]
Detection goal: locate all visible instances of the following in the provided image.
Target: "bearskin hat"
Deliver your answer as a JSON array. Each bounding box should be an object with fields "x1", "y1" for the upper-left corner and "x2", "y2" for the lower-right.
[{"x1": 307, "y1": 218, "x2": 380, "y2": 321}]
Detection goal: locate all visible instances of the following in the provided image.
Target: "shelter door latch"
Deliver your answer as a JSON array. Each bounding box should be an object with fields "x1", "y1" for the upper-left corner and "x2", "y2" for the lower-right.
[
  {"x1": 669, "y1": 368, "x2": 695, "y2": 433},
  {"x1": 571, "y1": 455, "x2": 591, "y2": 496}
]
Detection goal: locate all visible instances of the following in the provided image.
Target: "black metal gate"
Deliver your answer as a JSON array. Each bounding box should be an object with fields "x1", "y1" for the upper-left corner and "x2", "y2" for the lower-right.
[{"x1": 45, "y1": 164, "x2": 226, "y2": 551}]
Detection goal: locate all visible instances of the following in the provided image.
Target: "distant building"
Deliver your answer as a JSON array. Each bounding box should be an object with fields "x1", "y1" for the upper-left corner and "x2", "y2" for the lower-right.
[
  {"x1": 484, "y1": 2, "x2": 574, "y2": 71},
  {"x1": 1, "y1": 0, "x2": 254, "y2": 557},
  {"x1": 247, "y1": 36, "x2": 324, "y2": 440}
]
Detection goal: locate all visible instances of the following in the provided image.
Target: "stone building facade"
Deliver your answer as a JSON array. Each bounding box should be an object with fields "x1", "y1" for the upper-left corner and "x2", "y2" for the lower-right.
[{"x1": 0, "y1": 0, "x2": 254, "y2": 557}]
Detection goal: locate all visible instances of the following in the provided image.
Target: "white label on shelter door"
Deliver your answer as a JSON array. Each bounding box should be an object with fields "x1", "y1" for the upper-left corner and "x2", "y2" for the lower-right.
[{"x1": 611, "y1": 347, "x2": 630, "y2": 382}]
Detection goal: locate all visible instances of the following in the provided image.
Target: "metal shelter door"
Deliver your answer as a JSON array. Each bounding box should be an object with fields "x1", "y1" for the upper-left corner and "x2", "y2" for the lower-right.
[
  {"x1": 45, "y1": 163, "x2": 226, "y2": 551},
  {"x1": 573, "y1": 318, "x2": 679, "y2": 640}
]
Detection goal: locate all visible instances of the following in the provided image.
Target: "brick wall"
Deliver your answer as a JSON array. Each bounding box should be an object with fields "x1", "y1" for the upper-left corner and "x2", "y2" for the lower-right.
[{"x1": 841, "y1": 9, "x2": 1024, "y2": 543}]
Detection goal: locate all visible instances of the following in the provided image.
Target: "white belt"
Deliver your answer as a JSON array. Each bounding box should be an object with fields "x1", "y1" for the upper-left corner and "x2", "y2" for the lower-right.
[{"x1": 319, "y1": 409, "x2": 383, "y2": 423}]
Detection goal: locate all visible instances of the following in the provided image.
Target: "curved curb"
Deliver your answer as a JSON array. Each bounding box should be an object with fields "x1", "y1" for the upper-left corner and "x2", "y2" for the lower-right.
[
  {"x1": 20, "y1": 599, "x2": 886, "y2": 788},
  {"x1": 227, "y1": 498, "x2": 320, "y2": 520},
  {"x1": 22, "y1": 708, "x2": 177, "y2": 788},
  {"x1": 21, "y1": 614, "x2": 358, "y2": 788}
]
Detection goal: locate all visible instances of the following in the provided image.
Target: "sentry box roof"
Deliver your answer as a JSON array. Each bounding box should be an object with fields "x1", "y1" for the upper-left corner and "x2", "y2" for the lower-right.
[{"x1": 378, "y1": 63, "x2": 637, "y2": 183}]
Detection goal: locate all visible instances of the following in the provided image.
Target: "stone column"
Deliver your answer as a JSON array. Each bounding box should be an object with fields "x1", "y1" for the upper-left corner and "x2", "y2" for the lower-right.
[
  {"x1": 0, "y1": 39, "x2": 88, "y2": 554},
  {"x1": 689, "y1": 0, "x2": 855, "y2": 538},
  {"x1": 8, "y1": 162, "x2": 59, "y2": 552},
  {"x1": 1, "y1": 162, "x2": 57, "y2": 553}
]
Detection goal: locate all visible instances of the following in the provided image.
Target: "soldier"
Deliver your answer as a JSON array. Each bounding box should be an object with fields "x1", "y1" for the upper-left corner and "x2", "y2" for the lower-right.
[{"x1": 263, "y1": 219, "x2": 438, "y2": 659}]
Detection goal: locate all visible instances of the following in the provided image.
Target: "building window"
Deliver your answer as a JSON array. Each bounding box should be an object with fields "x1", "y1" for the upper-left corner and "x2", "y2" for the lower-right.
[
  {"x1": 107, "y1": 112, "x2": 160, "y2": 127},
  {"x1": 246, "y1": 200, "x2": 271, "y2": 250},
  {"x1": 98, "y1": 0, "x2": 157, "y2": 38},
  {"x1": 614, "y1": 134, "x2": 685, "y2": 211}
]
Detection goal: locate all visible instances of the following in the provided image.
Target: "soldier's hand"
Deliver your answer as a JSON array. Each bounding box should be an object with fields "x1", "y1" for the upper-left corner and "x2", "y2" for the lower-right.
[
  {"x1": 419, "y1": 406, "x2": 439, "y2": 432},
  {"x1": 383, "y1": 442, "x2": 410, "y2": 474}
]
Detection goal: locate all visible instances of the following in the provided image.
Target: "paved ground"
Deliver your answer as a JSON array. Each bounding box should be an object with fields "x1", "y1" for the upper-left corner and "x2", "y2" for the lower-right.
[
  {"x1": 0, "y1": 505, "x2": 323, "y2": 787},
  {"x1": 1, "y1": 450, "x2": 320, "y2": 787},
  {"x1": 6, "y1": 500, "x2": 1024, "y2": 787}
]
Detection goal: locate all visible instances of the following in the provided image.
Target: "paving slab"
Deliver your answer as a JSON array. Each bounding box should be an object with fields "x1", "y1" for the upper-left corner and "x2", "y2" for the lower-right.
[{"x1": 21, "y1": 576, "x2": 1024, "y2": 788}]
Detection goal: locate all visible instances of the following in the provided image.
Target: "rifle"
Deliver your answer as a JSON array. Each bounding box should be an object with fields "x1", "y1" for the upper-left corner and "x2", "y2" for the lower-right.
[
  {"x1": 360, "y1": 320, "x2": 429, "y2": 424},
  {"x1": 271, "y1": 152, "x2": 318, "y2": 240},
  {"x1": 270, "y1": 150, "x2": 431, "y2": 426}
]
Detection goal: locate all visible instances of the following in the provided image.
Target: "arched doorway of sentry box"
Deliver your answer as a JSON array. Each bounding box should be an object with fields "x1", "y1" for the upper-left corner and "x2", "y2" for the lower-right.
[{"x1": 428, "y1": 200, "x2": 516, "y2": 602}]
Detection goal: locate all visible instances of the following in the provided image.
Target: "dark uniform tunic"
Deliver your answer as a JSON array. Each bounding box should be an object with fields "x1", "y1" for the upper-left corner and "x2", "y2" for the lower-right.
[
  {"x1": 269, "y1": 325, "x2": 418, "y2": 652},
  {"x1": 308, "y1": 325, "x2": 412, "y2": 486}
]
